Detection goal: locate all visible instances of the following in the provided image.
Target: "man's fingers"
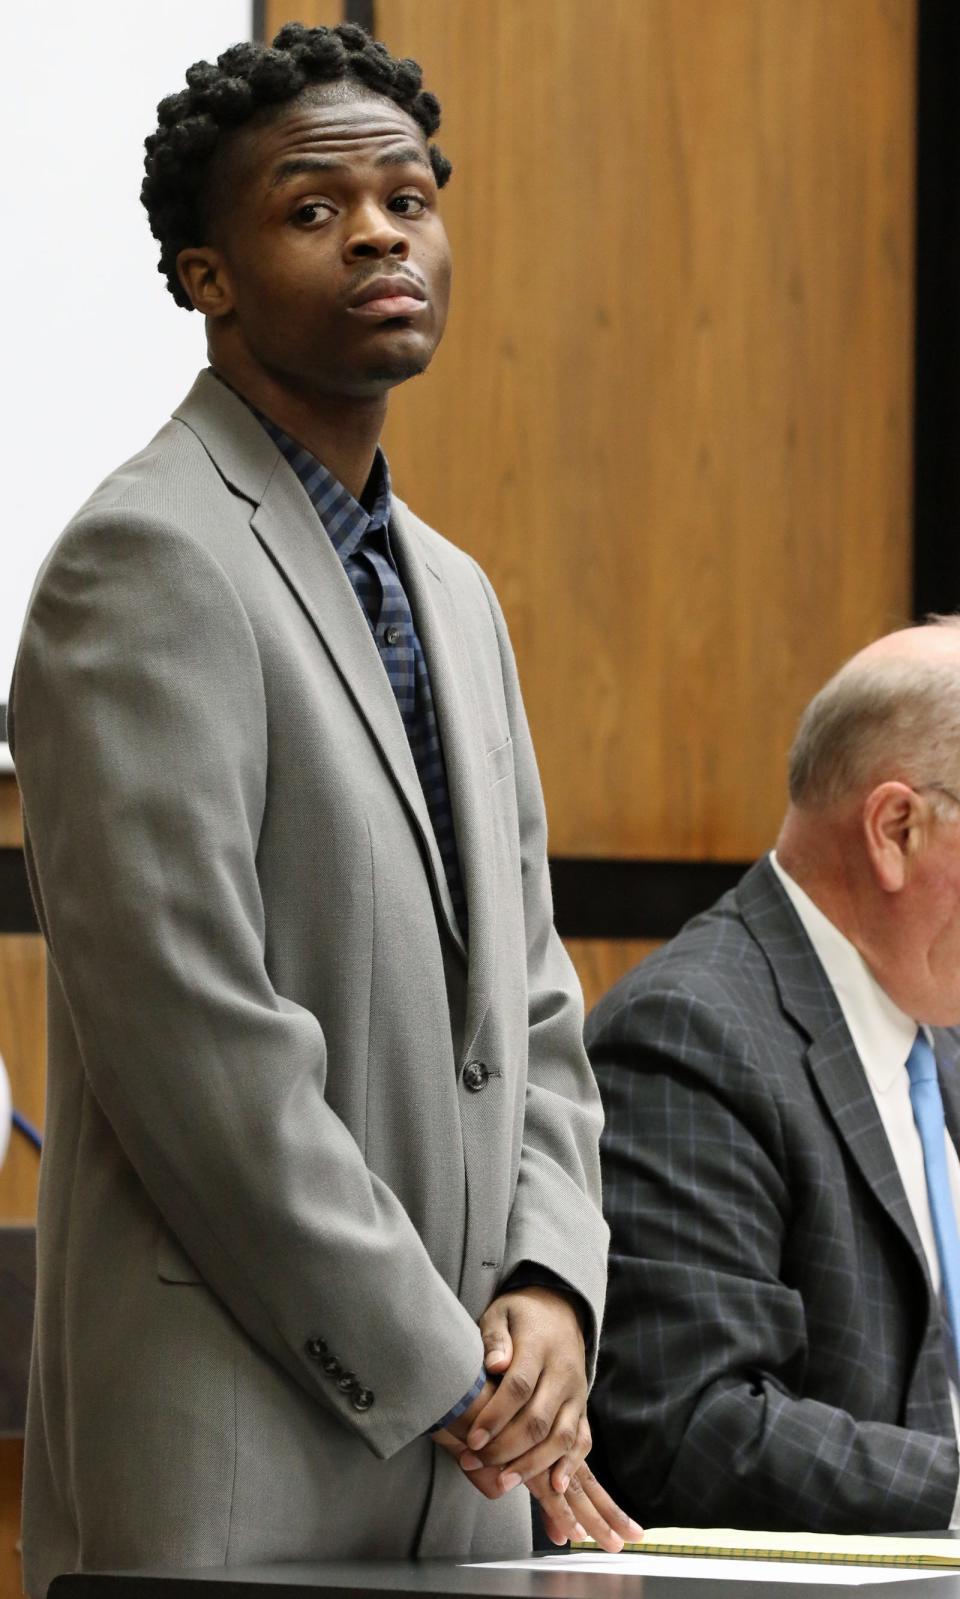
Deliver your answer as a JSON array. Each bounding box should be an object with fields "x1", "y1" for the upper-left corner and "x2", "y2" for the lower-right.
[
  {"x1": 467, "y1": 1353, "x2": 541, "y2": 1451},
  {"x1": 444, "y1": 1377, "x2": 499, "y2": 1446},
  {"x1": 548, "y1": 1413, "x2": 591, "y2": 1496},
  {"x1": 431, "y1": 1426, "x2": 464, "y2": 1459},
  {"x1": 494, "y1": 1399, "x2": 583, "y2": 1490},
  {"x1": 478, "y1": 1300, "x2": 513, "y2": 1378},
  {"x1": 565, "y1": 1462, "x2": 643, "y2": 1552},
  {"x1": 472, "y1": 1351, "x2": 585, "y2": 1467},
  {"x1": 432, "y1": 1427, "x2": 509, "y2": 1501},
  {"x1": 527, "y1": 1469, "x2": 579, "y2": 1546},
  {"x1": 456, "y1": 1458, "x2": 510, "y2": 1500}
]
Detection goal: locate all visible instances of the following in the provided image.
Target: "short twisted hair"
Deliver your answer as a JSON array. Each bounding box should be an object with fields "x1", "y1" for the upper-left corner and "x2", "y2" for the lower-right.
[{"x1": 141, "y1": 22, "x2": 452, "y2": 310}]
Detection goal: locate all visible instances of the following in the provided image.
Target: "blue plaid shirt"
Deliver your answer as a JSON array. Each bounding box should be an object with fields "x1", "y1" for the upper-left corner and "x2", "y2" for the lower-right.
[{"x1": 253, "y1": 414, "x2": 468, "y2": 942}]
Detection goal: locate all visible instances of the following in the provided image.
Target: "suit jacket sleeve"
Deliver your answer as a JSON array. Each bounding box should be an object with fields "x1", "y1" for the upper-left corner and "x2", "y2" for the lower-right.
[
  {"x1": 11, "y1": 509, "x2": 485, "y2": 1460},
  {"x1": 586, "y1": 981, "x2": 960, "y2": 1531},
  {"x1": 472, "y1": 564, "x2": 608, "y2": 1371}
]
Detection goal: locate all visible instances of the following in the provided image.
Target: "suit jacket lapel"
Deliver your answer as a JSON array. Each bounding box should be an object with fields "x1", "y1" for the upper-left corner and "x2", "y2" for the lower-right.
[
  {"x1": 933, "y1": 1029, "x2": 960, "y2": 1150},
  {"x1": 738, "y1": 858, "x2": 929, "y2": 1276},
  {"x1": 805, "y1": 1020, "x2": 928, "y2": 1260},
  {"x1": 173, "y1": 372, "x2": 464, "y2": 955},
  {"x1": 390, "y1": 501, "x2": 495, "y2": 1030}
]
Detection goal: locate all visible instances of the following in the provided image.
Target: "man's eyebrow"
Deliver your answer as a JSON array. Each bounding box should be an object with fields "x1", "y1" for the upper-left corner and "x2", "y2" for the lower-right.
[
  {"x1": 269, "y1": 147, "x2": 431, "y2": 187},
  {"x1": 374, "y1": 144, "x2": 431, "y2": 171},
  {"x1": 269, "y1": 156, "x2": 345, "y2": 187}
]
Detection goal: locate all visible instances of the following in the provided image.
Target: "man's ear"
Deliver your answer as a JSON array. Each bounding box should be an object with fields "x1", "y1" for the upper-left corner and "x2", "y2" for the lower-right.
[
  {"x1": 176, "y1": 247, "x2": 234, "y2": 318},
  {"x1": 862, "y1": 781, "x2": 924, "y2": 892}
]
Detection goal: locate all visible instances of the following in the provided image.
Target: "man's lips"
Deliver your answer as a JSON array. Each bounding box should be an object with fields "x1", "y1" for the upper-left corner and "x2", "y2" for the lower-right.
[{"x1": 347, "y1": 275, "x2": 428, "y2": 319}]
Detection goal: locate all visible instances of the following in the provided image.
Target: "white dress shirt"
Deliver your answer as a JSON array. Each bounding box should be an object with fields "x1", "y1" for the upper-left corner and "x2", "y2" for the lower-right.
[{"x1": 770, "y1": 851, "x2": 960, "y2": 1515}]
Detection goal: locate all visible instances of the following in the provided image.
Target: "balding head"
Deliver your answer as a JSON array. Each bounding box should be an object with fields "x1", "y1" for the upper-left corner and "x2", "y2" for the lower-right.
[
  {"x1": 788, "y1": 619, "x2": 960, "y2": 813},
  {"x1": 777, "y1": 617, "x2": 960, "y2": 1025}
]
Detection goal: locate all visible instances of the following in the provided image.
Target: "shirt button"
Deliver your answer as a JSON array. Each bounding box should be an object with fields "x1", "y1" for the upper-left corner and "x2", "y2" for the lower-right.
[
  {"x1": 463, "y1": 1060, "x2": 490, "y2": 1093},
  {"x1": 384, "y1": 625, "x2": 402, "y2": 646}
]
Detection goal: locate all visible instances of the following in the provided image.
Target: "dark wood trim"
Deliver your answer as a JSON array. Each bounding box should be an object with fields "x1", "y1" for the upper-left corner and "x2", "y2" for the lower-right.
[
  {"x1": 0, "y1": 851, "x2": 36, "y2": 935},
  {"x1": 345, "y1": 0, "x2": 375, "y2": 33},
  {"x1": 550, "y1": 857, "x2": 749, "y2": 939},
  {"x1": 0, "y1": 845, "x2": 748, "y2": 941},
  {"x1": 0, "y1": 1225, "x2": 35, "y2": 1436},
  {"x1": 913, "y1": 0, "x2": 960, "y2": 617}
]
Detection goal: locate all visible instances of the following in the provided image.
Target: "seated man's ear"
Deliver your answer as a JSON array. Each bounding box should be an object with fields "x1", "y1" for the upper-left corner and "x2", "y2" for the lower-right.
[
  {"x1": 177, "y1": 247, "x2": 234, "y2": 318},
  {"x1": 862, "y1": 781, "x2": 925, "y2": 892}
]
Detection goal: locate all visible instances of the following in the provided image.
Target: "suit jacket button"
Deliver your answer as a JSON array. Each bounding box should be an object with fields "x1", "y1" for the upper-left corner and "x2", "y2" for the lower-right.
[
  {"x1": 463, "y1": 1060, "x2": 489, "y2": 1092},
  {"x1": 321, "y1": 1354, "x2": 341, "y2": 1377},
  {"x1": 305, "y1": 1337, "x2": 327, "y2": 1361},
  {"x1": 352, "y1": 1387, "x2": 375, "y2": 1411},
  {"x1": 337, "y1": 1370, "x2": 357, "y2": 1392}
]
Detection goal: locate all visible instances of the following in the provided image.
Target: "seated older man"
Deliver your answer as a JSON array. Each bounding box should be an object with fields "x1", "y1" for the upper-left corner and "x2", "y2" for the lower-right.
[{"x1": 587, "y1": 620, "x2": 960, "y2": 1532}]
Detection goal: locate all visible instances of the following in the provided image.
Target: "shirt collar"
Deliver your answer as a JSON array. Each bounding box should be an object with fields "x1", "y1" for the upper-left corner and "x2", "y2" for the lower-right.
[
  {"x1": 209, "y1": 369, "x2": 392, "y2": 564},
  {"x1": 769, "y1": 849, "x2": 918, "y2": 1092}
]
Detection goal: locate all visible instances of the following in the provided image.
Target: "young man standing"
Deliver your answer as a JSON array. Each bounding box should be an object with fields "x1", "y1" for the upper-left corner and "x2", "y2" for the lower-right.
[{"x1": 10, "y1": 24, "x2": 632, "y2": 1593}]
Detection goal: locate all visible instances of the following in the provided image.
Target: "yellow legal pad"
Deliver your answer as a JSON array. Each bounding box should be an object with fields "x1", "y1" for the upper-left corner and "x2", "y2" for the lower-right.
[{"x1": 571, "y1": 1528, "x2": 960, "y2": 1569}]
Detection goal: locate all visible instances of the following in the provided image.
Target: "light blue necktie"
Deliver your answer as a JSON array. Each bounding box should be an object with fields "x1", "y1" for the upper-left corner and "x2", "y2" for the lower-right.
[{"x1": 906, "y1": 1030, "x2": 960, "y2": 1363}]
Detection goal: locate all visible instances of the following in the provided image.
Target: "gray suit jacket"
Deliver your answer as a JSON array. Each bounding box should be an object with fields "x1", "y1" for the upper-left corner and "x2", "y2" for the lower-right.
[
  {"x1": 585, "y1": 855, "x2": 960, "y2": 1532},
  {"x1": 9, "y1": 372, "x2": 607, "y2": 1595}
]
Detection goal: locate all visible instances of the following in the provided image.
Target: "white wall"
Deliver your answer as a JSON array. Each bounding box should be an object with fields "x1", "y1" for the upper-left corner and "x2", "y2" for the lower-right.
[{"x1": 1, "y1": 0, "x2": 252, "y2": 706}]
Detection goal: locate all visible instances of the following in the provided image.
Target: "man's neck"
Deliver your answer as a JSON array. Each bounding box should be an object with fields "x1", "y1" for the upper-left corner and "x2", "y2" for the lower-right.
[
  {"x1": 211, "y1": 357, "x2": 388, "y2": 501},
  {"x1": 775, "y1": 809, "x2": 868, "y2": 953}
]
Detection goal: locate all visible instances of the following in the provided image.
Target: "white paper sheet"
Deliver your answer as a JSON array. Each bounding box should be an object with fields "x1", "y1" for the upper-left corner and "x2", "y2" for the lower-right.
[{"x1": 466, "y1": 1554, "x2": 952, "y2": 1585}]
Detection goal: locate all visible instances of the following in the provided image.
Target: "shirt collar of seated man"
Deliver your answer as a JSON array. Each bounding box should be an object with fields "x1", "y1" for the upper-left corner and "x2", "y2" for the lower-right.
[{"x1": 775, "y1": 620, "x2": 960, "y2": 1029}]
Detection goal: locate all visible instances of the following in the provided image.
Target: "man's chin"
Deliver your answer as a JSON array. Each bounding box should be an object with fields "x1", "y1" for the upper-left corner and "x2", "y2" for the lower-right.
[{"x1": 351, "y1": 354, "x2": 431, "y2": 393}]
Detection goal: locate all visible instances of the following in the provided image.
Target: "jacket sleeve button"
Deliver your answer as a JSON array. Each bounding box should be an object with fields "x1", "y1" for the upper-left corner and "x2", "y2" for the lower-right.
[
  {"x1": 337, "y1": 1370, "x2": 357, "y2": 1392},
  {"x1": 351, "y1": 1387, "x2": 375, "y2": 1411},
  {"x1": 321, "y1": 1354, "x2": 342, "y2": 1377},
  {"x1": 304, "y1": 1337, "x2": 327, "y2": 1361}
]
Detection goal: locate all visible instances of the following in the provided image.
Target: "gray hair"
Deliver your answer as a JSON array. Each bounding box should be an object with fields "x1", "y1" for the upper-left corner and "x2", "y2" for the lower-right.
[{"x1": 788, "y1": 617, "x2": 960, "y2": 809}]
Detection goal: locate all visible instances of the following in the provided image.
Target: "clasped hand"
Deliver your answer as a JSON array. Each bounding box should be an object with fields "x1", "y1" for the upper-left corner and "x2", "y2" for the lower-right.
[{"x1": 431, "y1": 1286, "x2": 641, "y2": 1551}]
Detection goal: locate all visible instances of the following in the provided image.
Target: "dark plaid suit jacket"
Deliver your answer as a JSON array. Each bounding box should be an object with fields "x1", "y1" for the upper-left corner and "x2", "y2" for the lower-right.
[{"x1": 586, "y1": 855, "x2": 960, "y2": 1531}]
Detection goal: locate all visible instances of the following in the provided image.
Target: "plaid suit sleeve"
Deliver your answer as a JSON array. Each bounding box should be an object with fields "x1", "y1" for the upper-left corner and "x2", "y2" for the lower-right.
[{"x1": 586, "y1": 975, "x2": 959, "y2": 1532}]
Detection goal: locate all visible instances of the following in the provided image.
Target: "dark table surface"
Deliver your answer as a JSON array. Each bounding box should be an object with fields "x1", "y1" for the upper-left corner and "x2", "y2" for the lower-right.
[{"x1": 45, "y1": 1552, "x2": 960, "y2": 1599}]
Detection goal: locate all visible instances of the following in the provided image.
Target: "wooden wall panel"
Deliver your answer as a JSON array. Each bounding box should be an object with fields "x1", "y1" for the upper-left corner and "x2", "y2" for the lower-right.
[
  {"x1": 0, "y1": 780, "x2": 21, "y2": 849},
  {"x1": 0, "y1": 1439, "x2": 24, "y2": 1599},
  {"x1": 0, "y1": 938, "x2": 44, "y2": 1225},
  {"x1": 376, "y1": 0, "x2": 916, "y2": 860},
  {"x1": 264, "y1": 0, "x2": 342, "y2": 36},
  {"x1": 565, "y1": 939, "x2": 661, "y2": 1018},
  {"x1": 0, "y1": 780, "x2": 44, "y2": 1225}
]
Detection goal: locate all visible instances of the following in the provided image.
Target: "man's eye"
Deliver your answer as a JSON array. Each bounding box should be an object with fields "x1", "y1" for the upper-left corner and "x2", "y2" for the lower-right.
[
  {"x1": 390, "y1": 193, "x2": 428, "y2": 217},
  {"x1": 292, "y1": 201, "x2": 334, "y2": 226}
]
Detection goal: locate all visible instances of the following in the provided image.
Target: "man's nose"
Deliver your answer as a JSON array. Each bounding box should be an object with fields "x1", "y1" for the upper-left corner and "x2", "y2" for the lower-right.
[{"x1": 344, "y1": 203, "x2": 409, "y2": 261}]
